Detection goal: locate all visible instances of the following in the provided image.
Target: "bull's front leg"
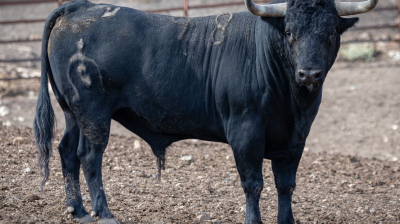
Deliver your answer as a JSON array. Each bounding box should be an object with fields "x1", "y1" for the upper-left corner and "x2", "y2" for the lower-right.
[
  {"x1": 271, "y1": 146, "x2": 303, "y2": 224},
  {"x1": 228, "y1": 118, "x2": 265, "y2": 224}
]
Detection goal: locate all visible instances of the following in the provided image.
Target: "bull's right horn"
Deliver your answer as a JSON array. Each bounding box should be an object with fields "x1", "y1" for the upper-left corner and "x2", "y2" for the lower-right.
[
  {"x1": 336, "y1": 0, "x2": 379, "y2": 16},
  {"x1": 245, "y1": 0, "x2": 287, "y2": 17}
]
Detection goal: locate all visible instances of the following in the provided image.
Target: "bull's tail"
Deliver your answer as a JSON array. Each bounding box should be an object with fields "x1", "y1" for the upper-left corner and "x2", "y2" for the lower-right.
[
  {"x1": 33, "y1": 0, "x2": 87, "y2": 191},
  {"x1": 33, "y1": 61, "x2": 55, "y2": 191}
]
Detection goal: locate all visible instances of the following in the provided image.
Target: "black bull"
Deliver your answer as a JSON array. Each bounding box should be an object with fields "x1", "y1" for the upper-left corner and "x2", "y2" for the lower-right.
[{"x1": 34, "y1": 0, "x2": 365, "y2": 223}]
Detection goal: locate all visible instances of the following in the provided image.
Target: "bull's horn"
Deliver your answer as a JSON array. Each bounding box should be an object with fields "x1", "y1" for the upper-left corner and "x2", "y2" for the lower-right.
[
  {"x1": 245, "y1": 0, "x2": 286, "y2": 17},
  {"x1": 336, "y1": 0, "x2": 379, "y2": 16}
]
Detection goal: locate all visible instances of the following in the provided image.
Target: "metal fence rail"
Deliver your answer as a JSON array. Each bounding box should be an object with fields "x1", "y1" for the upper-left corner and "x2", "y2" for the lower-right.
[
  {"x1": 1, "y1": 0, "x2": 399, "y2": 34},
  {"x1": 0, "y1": 0, "x2": 65, "y2": 5},
  {"x1": 0, "y1": 0, "x2": 399, "y2": 66},
  {"x1": 0, "y1": 0, "x2": 273, "y2": 44}
]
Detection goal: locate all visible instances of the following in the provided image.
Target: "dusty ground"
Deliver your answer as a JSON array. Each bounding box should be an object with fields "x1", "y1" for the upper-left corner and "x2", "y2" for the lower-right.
[{"x1": 0, "y1": 125, "x2": 400, "y2": 224}]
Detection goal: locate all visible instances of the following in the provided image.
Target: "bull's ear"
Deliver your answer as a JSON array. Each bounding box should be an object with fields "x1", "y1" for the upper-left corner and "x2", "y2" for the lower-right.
[{"x1": 338, "y1": 17, "x2": 359, "y2": 34}]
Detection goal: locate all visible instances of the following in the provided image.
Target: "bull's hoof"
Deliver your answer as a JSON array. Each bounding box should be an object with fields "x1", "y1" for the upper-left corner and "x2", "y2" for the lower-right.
[
  {"x1": 246, "y1": 218, "x2": 263, "y2": 224},
  {"x1": 75, "y1": 214, "x2": 96, "y2": 223},
  {"x1": 64, "y1": 206, "x2": 75, "y2": 214},
  {"x1": 98, "y1": 218, "x2": 120, "y2": 224}
]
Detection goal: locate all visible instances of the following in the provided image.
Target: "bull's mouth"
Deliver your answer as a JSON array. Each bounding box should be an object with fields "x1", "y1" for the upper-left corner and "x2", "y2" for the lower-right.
[{"x1": 300, "y1": 83, "x2": 321, "y2": 92}]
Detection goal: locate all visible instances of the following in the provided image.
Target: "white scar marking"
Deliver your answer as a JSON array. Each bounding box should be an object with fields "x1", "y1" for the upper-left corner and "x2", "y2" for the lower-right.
[
  {"x1": 67, "y1": 38, "x2": 104, "y2": 101},
  {"x1": 102, "y1": 7, "x2": 120, "y2": 18},
  {"x1": 172, "y1": 17, "x2": 190, "y2": 41},
  {"x1": 77, "y1": 64, "x2": 91, "y2": 87},
  {"x1": 210, "y1": 13, "x2": 233, "y2": 46},
  {"x1": 77, "y1": 64, "x2": 86, "y2": 72},
  {"x1": 77, "y1": 38, "x2": 84, "y2": 50}
]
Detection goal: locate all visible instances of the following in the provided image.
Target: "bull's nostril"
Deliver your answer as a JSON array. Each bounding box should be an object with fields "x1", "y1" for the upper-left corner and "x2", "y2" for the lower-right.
[
  {"x1": 314, "y1": 72, "x2": 321, "y2": 79},
  {"x1": 298, "y1": 71, "x2": 306, "y2": 78}
]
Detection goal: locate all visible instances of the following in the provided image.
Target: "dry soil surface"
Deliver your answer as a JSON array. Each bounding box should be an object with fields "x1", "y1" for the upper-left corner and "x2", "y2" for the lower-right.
[{"x1": 0, "y1": 126, "x2": 400, "y2": 224}]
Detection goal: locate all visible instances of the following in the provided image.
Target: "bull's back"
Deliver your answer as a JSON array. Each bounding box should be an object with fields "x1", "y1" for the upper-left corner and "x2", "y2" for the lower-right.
[{"x1": 48, "y1": 1, "x2": 226, "y2": 140}]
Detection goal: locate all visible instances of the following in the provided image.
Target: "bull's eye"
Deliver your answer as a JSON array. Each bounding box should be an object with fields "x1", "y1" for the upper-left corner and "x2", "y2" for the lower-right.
[
  {"x1": 285, "y1": 31, "x2": 292, "y2": 37},
  {"x1": 329, "y1": 31, "x2": 336, "y2": 38}
]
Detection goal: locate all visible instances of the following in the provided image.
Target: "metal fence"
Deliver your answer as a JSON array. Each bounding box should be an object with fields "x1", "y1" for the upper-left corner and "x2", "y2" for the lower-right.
[
  {"x1": 1, "y1": 0, "x2": 399, "y2": 42},
  {"x1": 0, "y1": 0, "x2": 399, "y2": 62},
  {"x1": 0, "y1": 0, "x2": 280, "y2": 46}
]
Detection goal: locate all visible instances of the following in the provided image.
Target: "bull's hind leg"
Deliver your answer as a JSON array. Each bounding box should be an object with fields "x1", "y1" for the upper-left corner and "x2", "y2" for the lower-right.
[
  {"x1": 63, "y1": 35, "x2": 117, "y2": 223},
  {"x1": 58, "y1": 112, "x2": 94, "y2": 223},
  {"x1": 76, "y1": 117, "x2": 119, "y2": 224}
]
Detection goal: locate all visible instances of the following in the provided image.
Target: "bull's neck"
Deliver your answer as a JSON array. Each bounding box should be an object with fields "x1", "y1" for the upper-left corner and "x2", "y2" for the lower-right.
[{"x1": 255, "y1": 17, "x2": 322, "y2": 113}]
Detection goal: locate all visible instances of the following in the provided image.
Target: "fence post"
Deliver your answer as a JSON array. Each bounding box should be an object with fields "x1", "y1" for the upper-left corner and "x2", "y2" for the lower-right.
[
  {"x1": 397, "y1": 0, "x2": 400, "y2": 44},
  {"x1": 398, "y1": 0, "x2": 400, "y2": 28},
  {"x1": 58, "y1": 0, "x2": 63, "y2": 6},
  {"x1": 183, "y1": 0, "x2": 189, "y2": 17}
]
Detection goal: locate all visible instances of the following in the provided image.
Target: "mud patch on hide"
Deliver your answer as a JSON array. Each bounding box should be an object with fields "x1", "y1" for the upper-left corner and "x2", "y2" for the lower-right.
[
  {"x1": 117, "y1": 29, "x2": 129, "y2": 42},
  {"x1": 87, "y1": 4, "x2": 108, "y2": 12},
  {"x1": 67, "y1": 38, "x2": 104, "y2": 102},
  {"x1": 53, "y1": 16, "x2": 96, "y2": 35},
  {"x1": 47, "y1": 18, "x2": 61, "y2": 56},
  {"x1": 70, "y1": 18, "x2": 97, "y2": 33},
  {"x1": 102, "y1": 7, "x2": 120, "y2": 18},
  {"x1": 64, "y1": 173, "x2": 81, "y2": 202},
  {"x1": 78, "y1": 120, "x2": 110, "y2": 151},
  {"x1": 55, "y1": 16, "x2": 65, "y2": 28},
  {"x1": 210, "y1": 13, "x2": 233, "y2": 46},
  {"x1": 52, "y1": 17, "x2": 68, "y2": 38},
  {"x1": 172, "y1": 17, "x2": 190, "y2": 41}
]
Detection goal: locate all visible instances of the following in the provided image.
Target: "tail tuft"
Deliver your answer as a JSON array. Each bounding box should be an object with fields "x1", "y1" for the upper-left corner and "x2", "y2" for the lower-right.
[{"x1": 33, "y1": 78, "x2": 55, "y2": 191}]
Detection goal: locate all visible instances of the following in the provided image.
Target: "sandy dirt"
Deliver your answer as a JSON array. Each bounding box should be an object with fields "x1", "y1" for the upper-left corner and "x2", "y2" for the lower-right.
[{"x1": 0, "y1": 125, "x2": 400, "y2": 224}]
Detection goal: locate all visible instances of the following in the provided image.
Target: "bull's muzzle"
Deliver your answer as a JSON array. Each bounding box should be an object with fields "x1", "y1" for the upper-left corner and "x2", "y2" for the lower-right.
[{"x1": 296, "y1": 69, "x2": 323, "y2": 92}]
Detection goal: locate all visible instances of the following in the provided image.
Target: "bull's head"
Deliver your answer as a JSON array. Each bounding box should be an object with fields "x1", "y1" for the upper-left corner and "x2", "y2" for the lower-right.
[{"x1": 246, "y1": 0, "x2": 378, "y2": 92}]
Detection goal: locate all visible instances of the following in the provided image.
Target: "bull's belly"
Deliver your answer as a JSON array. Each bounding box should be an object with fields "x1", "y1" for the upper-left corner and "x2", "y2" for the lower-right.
[
  {"x1": 263, "y1": 140, "x2": 294, "y2": 159},
  {"x1": 263, "y1": 140, "x2": 303, "y2": 159},
  {"x1": 112, "y1": 106, "x2": 226, "y2": 143}
]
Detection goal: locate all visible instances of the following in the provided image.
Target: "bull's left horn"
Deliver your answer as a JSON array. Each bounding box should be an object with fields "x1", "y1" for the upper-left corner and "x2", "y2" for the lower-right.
[
  {"x1": 336, "y1": 0, "x2": 379, "y2": 16},
  {"x1": 245, "y1": 0, "x2": 286, "y2": 17}
]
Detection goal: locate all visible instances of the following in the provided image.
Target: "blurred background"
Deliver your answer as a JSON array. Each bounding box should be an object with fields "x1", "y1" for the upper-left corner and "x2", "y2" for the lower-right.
[{"x1": 0, "y1": 0, "x2": 399, "y2": 161}]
